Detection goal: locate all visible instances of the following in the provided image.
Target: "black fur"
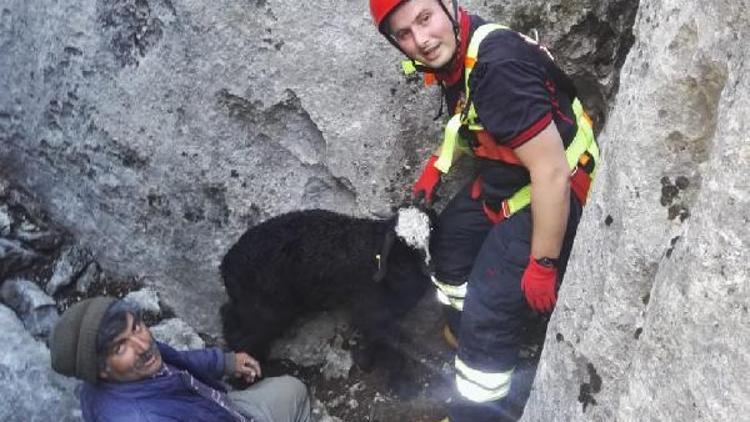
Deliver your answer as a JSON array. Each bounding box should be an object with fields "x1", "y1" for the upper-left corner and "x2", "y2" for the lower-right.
[{"x1": 220, "y1": 209, "x2": 432, "y2": 368}]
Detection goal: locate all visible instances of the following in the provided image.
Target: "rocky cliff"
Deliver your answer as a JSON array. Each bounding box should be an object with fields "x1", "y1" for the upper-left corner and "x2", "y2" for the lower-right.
[
  {"x1": 522, "y1": 0, "x2": 750, "y2": 420},
  {"x1": 6, "y1": 0, "x2": 747, "y2": 421}
]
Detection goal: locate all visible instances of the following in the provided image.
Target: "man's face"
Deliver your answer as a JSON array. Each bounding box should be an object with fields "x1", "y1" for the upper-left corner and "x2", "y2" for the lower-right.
[
  {"x1": 99, "y1": 313, "x2": 163, "y2": 382},
  {"x1": 387, "y1": 0, "x2": 457, "y2": 69}
]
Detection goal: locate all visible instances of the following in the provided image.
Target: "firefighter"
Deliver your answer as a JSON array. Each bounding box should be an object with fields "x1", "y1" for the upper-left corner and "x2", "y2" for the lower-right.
[{"x1": 368, "y1": 0, "x2": 599, "y2": 420}]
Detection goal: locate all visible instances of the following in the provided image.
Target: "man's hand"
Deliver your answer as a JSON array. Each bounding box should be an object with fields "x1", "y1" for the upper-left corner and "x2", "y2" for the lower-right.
[
  {"x1": 233, "y1": 352, "x2": 262, "y2": 383},
  {"x1": 413, "y1": 154, "x2": 441, "y2": 206},
  {"x1": 520, "y1": 256, "x2": 557, "y2": 313}
]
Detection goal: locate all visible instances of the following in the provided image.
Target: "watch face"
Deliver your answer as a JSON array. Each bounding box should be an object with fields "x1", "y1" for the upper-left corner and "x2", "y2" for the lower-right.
[{"x1": 536, "y1": 257, "x2": 559, "y2": 268}]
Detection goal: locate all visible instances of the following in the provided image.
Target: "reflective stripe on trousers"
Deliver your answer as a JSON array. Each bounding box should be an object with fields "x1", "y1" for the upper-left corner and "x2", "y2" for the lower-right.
[
  {"x1": 455, "y1": 356, "x2": 514, "y2": 402},
  {"x1": 431, "y1": 275, "x2": 466, "y2": 311}
]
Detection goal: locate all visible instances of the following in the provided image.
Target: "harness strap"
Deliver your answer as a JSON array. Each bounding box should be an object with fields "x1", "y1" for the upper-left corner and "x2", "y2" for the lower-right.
[
  {"x1": 473, "y1": 98, "x2": 599, "y2": 224},
  {"x1": 435, "y1": 24, "x2": 509, "y2": 173},
  {"x1": 473, "y1": 131, "x2": 523, "y2": 165},
  {"x1": 418, "y1": 23, "x2": 600, "y2": 223}
]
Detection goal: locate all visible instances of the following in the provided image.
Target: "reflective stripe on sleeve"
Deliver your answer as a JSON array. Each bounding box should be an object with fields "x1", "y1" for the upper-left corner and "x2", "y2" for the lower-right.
[{"x1": 455, "y1": 356, "x2": 513, "y2": 402}]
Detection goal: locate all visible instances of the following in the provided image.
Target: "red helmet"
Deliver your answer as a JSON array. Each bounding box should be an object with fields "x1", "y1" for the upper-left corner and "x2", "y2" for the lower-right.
[
  {"x1": 369, "y1": 0, "x2": 406, "y2": 32},
  {"x1": 370, "y1": 0, "x2": 459, "y2": 34}
]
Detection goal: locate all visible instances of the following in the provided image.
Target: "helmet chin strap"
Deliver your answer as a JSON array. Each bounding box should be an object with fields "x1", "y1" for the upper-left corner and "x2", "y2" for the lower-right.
[{"x1": 434, "y1": 0, "x2": 461, "y2": 73}]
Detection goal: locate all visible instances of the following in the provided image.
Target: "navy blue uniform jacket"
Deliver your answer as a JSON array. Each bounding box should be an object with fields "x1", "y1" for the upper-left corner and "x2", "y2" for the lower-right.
[{"x1": 80, "y1": 342, "x2": 240, "y2": 422}]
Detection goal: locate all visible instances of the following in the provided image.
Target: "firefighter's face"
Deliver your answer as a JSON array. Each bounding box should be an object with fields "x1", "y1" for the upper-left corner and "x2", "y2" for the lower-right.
[
  {"x1": 99, "y1": 313, "x2": 163, "y2": 382},
  {"x1": 387, "y1": 0, "x2": 457, "y2": 69}
]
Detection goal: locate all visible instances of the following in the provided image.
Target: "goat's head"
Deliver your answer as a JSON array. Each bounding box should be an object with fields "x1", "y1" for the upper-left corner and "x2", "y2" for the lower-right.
[{"x1": 373, "y1": 206, "x2": 435, "y2": 284}]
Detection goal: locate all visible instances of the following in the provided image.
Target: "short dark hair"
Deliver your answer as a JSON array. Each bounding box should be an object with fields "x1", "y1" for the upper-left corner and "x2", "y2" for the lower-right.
[{"x1": 95, "y1": 300, "x2": 142, "y2": 373}]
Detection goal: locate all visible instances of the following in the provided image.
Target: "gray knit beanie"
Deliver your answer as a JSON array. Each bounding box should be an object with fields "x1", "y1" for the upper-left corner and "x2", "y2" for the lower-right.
[{"x1": 50, "y1": 297, "x2": 115, "y2": 384}]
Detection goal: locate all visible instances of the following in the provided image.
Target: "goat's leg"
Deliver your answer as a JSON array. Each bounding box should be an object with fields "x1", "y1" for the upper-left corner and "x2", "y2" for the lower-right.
[
  {"x1": 352, "y1": 290, "x2": 423, "y2": 398},
  {"x1": 221, "y1": 297, "x2": 297, "y2": 360},
  {"x1": 351, "y1": 289, "x2": 401, "y2": 370}
]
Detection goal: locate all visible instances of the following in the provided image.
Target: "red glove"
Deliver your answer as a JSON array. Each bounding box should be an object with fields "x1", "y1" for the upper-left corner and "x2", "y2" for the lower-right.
[
  {"x1": 520, "y1": 256, "x2": 558, "y2": 313},
  {"x1": 412, "y1": 155, "x2": 441, "y2": 205}
]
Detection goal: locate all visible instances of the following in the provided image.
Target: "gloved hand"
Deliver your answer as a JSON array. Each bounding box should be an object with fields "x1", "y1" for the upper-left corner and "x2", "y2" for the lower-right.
[
  {"x1": 412, "y1": 154, "x2": 441, "y2": 206},
  {"x1": 520, "y1": 256, "x2": 558, "y2": 313}
]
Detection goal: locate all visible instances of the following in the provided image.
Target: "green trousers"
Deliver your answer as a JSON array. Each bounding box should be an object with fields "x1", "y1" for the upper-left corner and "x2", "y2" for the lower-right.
[{"x1": 228, "y1": 375, "x2": 311, "y2": 422}]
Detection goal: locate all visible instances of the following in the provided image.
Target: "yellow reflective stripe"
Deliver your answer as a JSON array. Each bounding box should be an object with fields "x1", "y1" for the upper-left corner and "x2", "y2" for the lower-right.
[
  {"x1": 439, "y1": 24, "x2": 508, "y2": 175},
  {"x1": 431, "y1": 275, "x2": 467, "y2": 298},
  {"x1": 571, "y1": 98, "x2": 600, "y2": 180},
  {"x1": 466, "y1": 24, "x2": 508, "y2": 68},
  {"x1": 464, "y1": 24, "x2": 508, "y2": 99},
  {"x1": 436, "y1": 289, "x2": 451, "y2": 305},
  {"x1": 401, "y1": 60, "x2": 418, "y2": 75},
  {"x1": 455, "y1": 357, "x2": 513, "y2": 402},
  {"x1": 565, "y1": 98, "x2": 597, "y2": 170},
  {"x1": 505, "y1": 185, "x2": 531, "y2": 214},
  {"x1": 466, "y1": 104, "x2": 480, "y2": 128},
  {"x1": 436, "y1": 114, "x2": 463, "y2": 173},
  {"x1": 432, "y1": 275, "x2": 466, "y2": 311},
  {"x1": 436, "y1": 290, "x2": 464, "y2": 310},
  {"x1": 500, "y1": 99, "x2": 597, "y2": 218}
]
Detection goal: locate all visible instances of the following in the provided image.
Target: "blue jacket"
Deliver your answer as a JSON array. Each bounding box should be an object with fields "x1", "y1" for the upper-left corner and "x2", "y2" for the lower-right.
[{"x1": 80, "y1": 342, "x2": 240, "y2": 422}]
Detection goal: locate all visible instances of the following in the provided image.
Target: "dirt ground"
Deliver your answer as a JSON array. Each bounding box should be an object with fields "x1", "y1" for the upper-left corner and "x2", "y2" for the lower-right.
[{"x1": 261, "y1": 294, "x2": 548, "y2": 422}]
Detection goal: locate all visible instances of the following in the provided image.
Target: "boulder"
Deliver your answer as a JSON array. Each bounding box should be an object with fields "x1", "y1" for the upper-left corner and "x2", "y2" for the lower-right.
[
  {"x1": 74, "y1": 261, "x2": 101, "y2": 293},
  {"x1": 0, "y1": 204, "x2": 10, "y2": 237},
  {"x1": 523, "y1": 0, "x2": 750, "y2": 420},
  {"x1": 0, "y1": 238, "x2": 41, "y2": 280},
  {"x1": 0, "y1": 304, "x2": 80, "y2": 421},
  {"x1": 0, "y1": 278, "x2": 59, "y2": 338},
  {"x1": 45, "y1": 245, "x2": 93, "y2": 295},
  {"x1": 124, "y1": 287, "x2": 161, "y2": 315},
  {"x1": 270, "y1": 311, "x2": 353, "y2": 379},
  {"x1": 150, "y1": 317, "x2": 205, "y2": 351}
]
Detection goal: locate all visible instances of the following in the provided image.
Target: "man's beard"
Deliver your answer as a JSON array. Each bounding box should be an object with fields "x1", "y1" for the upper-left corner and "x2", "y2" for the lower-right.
[{"x1": 133, "y1": 340, "x2": 160, "y2": 371}]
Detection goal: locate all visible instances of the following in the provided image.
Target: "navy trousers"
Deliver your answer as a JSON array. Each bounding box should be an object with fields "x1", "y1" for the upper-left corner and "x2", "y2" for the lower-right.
[{"x1": 432, "y1": 179, "x2": 583, "y2": 421}]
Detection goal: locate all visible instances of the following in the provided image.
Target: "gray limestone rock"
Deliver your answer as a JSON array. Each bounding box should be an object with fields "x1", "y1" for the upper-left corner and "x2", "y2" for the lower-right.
[
  {"x1": 0, "y1": 278, "x2": 59, "y2": 338},
  {"x1": 124, "y1": 287, "x2": 161, "y2": 315},
  {"x1": 0, "y1": 204, "x2": 10, "y2": 236},
  {"x1": 311, "y1": 398, "x2": 344, "y2": 422},
  {"x1": 479, "y1": 0, "x2": 639, "y2": 126},
  {"x1": 46, "y1": 245, "x2": 94, "y2": 295},
  {"x1": 150, "y1": 317, "x2": 205, "y2": 351},
  {"x1": 13, "y1": 227, "x2": 64, "y2": 253},
  {"x1": 0, "y1": 0, "x2": 635, "y2": 336},
  {"x1": 0, "y1": 237, "x2": 41, "y2": 279},
  {"x1": 522, "y1": 0, "x2": 750, "y2": 420},
  {"x1": 270, "y1": 311, "x2": 353, "y2": 379},
  {"x1": 320, "y1": 335, "x2": 354, "y2": 381},
  {"x1": 74, "y1": 261, "x2": 101, "y2": 293},
  {"x1": 0, "y1": 179, "x2": 63, "y2": 252},
  {"x1": 0, "y1": 304, "x2": 80, "y2": 421}
]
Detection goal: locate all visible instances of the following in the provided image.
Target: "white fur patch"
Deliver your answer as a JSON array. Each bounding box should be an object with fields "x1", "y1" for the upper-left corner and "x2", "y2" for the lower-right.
[{"x1": 395, "y1": 207, "x2": 432, "y2": 265}]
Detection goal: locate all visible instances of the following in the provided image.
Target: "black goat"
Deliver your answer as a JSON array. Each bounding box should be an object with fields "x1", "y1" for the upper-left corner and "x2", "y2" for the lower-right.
[{"x1": 220, "y1": 207, "x2": 433, "y2": 371}]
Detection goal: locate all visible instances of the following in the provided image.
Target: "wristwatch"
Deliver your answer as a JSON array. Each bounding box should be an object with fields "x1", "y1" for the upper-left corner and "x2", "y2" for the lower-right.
[{"x1": 535, "y1": 257, "x2": 559, "y2": 268}]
